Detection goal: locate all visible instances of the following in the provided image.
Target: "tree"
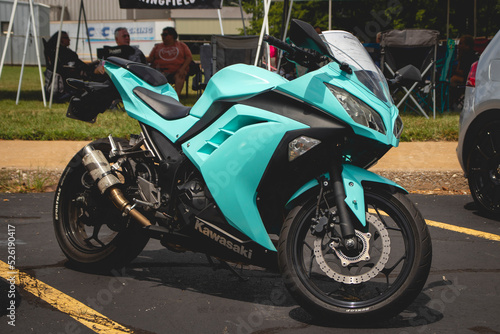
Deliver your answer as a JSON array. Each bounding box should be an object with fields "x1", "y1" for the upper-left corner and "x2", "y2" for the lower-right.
[{"x1": 239, "y1": 0, "x2": 500, "y2": 42}]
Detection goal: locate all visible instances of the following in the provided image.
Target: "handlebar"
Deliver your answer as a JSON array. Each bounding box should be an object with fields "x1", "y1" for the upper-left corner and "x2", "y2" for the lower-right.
[
  {"x1": 263, "y1": 35, "x2": 295, "y2": 55},
  {"x1": 264, "y1": 34, "x2": 323, "y2": 71},
  {"x1": 263, "y1": 34, "x2": 353, "y2": 74}
]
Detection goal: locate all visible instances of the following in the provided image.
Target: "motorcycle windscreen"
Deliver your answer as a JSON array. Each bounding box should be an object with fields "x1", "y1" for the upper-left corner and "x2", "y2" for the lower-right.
[
  {"x1": 182, "y1": 104, "x2": 308, "y2": 251},
  {"x1": 321, "y1": 30, "x2": 393, "y2": 106}
]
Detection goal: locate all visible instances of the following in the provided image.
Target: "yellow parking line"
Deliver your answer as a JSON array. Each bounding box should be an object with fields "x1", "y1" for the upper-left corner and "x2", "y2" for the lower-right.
[
  {"x1": 0, "y1": 261, "x2": 134, "y2": 333},
  {"x1": 368, "y1": 208, "x2": 500, "y2": 241},
  {"x1": 425, "y1": 219, "x2": 500, "y2": 241}
]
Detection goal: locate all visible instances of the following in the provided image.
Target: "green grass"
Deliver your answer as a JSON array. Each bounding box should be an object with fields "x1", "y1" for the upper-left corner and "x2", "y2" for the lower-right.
[
  {"x1": 0, "y1": 168, "x2": 60, "y2": 193},
  {"x1": 0, "y1": 65, "x2": 198, "y2": 140},
  {"x1": 0, "y1": 101, "x2": 140, "y2": 140},
  {"x1": 0, "y1": 65, "x2": 460, "y2": 141},
  {"x1": 399, "y1": 113, "x2": 459, "y2": 141}
]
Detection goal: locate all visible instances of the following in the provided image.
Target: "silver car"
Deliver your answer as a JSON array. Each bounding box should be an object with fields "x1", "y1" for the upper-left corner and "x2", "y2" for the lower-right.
[{"x1": 457, "y1": 29, "x2": 500, "y2": 215}]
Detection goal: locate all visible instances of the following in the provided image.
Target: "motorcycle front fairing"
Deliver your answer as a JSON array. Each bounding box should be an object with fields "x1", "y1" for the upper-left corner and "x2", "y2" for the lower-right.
[
  {"x1": 272, "y1": 31, "x2": 406, "y2": 228},
  {"x1": 277, "y1": 31, "x2": 401, "y2": 149}
]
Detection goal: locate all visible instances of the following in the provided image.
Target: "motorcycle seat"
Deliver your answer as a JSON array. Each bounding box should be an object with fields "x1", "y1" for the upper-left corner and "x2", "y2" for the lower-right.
[{"x1": 133, "y1": 87, "x2": 191, "y2": 120}]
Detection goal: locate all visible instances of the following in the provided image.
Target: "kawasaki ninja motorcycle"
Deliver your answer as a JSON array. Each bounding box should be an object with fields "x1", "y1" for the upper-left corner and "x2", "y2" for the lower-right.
[{"x1": 53, "y1": 20, "x2": 431, "y2": 322}]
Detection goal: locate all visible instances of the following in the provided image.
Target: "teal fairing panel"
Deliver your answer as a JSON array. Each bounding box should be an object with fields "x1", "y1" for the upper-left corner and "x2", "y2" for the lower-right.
[
  {"x1": 183, "y1": 104, "x2": 308, "y2": 250},
  {"x1": 105, "y1": 62, "x2": 200, "y2": 143}
]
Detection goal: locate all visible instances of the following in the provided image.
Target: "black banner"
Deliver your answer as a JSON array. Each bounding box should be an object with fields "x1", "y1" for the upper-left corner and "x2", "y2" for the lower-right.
[{"x1": 119, "y1": 0, "x2": 223, "y2": 10}]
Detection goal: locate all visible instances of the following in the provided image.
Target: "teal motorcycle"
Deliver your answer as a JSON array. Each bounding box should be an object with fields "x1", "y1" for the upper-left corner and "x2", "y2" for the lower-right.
[{"x1": 53, "y1": 20, "x2": 431, "y2": 322}]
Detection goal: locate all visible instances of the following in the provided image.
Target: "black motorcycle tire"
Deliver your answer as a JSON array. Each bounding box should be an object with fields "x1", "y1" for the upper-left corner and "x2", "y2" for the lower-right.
[
  {"x1": 278, "y1": 186, "x2": 432, "y2": 323},
  {"x1": 53, "y1": 138, "x2": 150, "y2": 271},
  {"x1": 467, "y1": 120, "x2": 500, "y2": 215}
]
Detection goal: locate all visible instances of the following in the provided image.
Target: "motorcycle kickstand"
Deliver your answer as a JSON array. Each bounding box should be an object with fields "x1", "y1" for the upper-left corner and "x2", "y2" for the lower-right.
[{"x1": 205, "y1": 255, "x2": 249, "y2": 282}]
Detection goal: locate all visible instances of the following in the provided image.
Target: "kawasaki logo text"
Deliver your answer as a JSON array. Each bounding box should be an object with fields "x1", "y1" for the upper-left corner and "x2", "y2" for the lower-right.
[{"x1": 195, "y1": 220, "x2": 253, "y2": 259}]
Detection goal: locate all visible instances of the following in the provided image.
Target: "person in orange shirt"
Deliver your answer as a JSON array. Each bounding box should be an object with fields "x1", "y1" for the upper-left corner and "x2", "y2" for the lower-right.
[{"x1": 148, "y1": 27, "x2": 193, "y2": 96}]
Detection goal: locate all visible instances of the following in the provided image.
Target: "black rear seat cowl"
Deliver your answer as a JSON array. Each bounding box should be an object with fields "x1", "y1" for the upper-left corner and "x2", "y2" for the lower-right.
[{"x1": 107, "y1": 56, "x2": 168, "y2": 87}]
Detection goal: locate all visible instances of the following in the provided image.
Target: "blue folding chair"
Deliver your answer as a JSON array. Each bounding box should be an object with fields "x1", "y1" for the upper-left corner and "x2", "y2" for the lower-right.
[{"x1": 436, "y1": 39, "x2": 457, "y2": 112}]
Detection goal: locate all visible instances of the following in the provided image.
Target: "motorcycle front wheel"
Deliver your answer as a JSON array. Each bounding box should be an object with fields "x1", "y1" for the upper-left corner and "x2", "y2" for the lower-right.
[
  {"x1": 279, "y1": 186, "x2": 432, "y2": 323},
  {"x1": 53, "y1": 138, "x2": 150, "y2": 271}
]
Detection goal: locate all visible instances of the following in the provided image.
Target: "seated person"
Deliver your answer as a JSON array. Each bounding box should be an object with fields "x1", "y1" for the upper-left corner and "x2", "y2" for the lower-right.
[
  {"x1": 44, "y1": 31, "x2": 101, "y2": 100},
  {"x1": 45, "y1": 31, "x2": 99, "y2": 81},
  {"x1": 147, "y1": 27, "x2": 192, "y2": 96},
  {"x1": 115, "y1": 27, "x2": 146, "y2": 63},
  {"x1": 97, "y1": 27, "x2": 146, "y2": 67}
]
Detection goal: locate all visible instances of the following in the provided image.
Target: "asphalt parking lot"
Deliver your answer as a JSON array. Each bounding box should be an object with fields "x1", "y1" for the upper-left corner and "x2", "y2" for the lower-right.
[{"x1": 0, "y1": 192, "x2": 499, "y2": 334}]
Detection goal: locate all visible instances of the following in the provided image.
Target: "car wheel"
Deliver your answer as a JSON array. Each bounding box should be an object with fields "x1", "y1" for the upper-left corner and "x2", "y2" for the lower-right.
[{"x1": 467, "y1": 120, "x2": 500, "y2": 215}]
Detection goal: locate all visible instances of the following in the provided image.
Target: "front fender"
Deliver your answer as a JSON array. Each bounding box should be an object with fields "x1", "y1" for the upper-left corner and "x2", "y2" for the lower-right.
[{"x1": 287, "y1": 164, "x2": 407, "y2": 226}]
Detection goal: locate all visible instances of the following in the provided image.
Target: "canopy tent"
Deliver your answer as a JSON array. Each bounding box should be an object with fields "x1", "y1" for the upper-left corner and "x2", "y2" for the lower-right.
[
  {"x1": 118, "y1": 0, "x2": 223, "y2": 10},
  {"x1": 119, "y1": 0, "x2": 226, "y2": 34},
  {"x1": 0, "y1": 0, "x2": 94, "y2": 108},
  {"x1": 3, "y1": 0, "x2": 475, "y2": 113},
  {"x1": 47, "y1": 0, "x2": 94, "y2": 108},
  {"x1": 0, "y1": 0, "x2": 46, "y2": 106}
]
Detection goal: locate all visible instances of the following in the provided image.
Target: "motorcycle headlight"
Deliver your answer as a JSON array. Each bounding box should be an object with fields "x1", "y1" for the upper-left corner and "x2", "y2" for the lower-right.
[
  {"x1": 393, "y1": 115, "x2": 404, "y2": 139},
  {"x1": 326, "y1": 83, "x2": 386, "y2": 135}
]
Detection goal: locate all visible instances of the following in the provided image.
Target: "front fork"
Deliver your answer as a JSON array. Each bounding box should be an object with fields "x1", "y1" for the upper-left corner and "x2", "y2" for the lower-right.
[
  {"x1": 328, "y1": 158, "x2": 357, "y2": 249},
  {"x1": 291, "y1": 154, "x2": 406, "y2": 248},
  {"x1": 311, "y1": 158, "x2": 357, "y2": 250}
]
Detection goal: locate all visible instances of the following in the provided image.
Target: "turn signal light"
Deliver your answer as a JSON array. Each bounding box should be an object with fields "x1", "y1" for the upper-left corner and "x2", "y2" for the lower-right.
[{"x1": 288, "y1": 136, "x2": 321, "y2": 161}]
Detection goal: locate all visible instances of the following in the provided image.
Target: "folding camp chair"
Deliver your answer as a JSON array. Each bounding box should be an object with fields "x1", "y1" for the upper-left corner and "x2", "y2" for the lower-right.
[
  {"x1": 380, "y1": 29, "x2": 439, "y2": 118},
  {"x1": 435, "y1": 39, "x2": 457, "y2": 112},
  {"x1": 210, "y1": 35, "x2": 262, "y2": 75},
  {"x1": 198, "y1": 43, "x2": 212, "y2": 89}
]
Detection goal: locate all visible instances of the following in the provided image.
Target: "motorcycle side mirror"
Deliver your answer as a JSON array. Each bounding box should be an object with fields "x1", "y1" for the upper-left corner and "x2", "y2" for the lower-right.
[
  {"x1": 289, "y1": 19, "x2": 332, "y2": 57},
  {"x1": 289, "y1": 19, "x2": 352, "y2": 74}
]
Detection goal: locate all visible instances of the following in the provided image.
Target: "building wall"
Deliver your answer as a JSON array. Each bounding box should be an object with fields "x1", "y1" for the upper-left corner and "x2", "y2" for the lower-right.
[
  {"x1": 171, "y1": 7, "x2": 250, "y2": 36},
  {"x1": 0, "y1": 0, "x2": 50, "y2": 65},
  {"x1": 40, "y1": 0, "x2": 129, "y2": 21},
  {"x1": 175, "y1": 19, "x2": 245, "y2": 36}
]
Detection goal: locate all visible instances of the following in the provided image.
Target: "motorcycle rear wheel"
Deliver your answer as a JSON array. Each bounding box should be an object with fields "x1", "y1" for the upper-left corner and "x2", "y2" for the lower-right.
[
  {"x1": 278, "y1": 186, "x2": 432, "y2": 323},
  {"x1": 53, "y1": 138, "x2": 150, "y2": 271}
]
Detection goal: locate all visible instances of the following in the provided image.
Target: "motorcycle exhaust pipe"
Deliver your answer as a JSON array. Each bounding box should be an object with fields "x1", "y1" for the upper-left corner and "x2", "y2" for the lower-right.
[{"x1": 82, "y1": 145, "x2": 151, "y2": 227}]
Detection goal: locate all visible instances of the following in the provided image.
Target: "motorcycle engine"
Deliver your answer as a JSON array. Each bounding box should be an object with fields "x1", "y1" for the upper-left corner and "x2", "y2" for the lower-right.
[{"x1": 178, "y1": 180, "x2": 210, "y2": 211}]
